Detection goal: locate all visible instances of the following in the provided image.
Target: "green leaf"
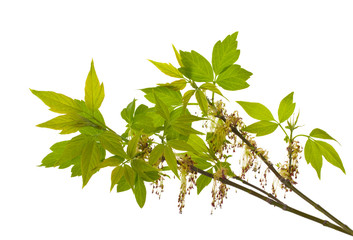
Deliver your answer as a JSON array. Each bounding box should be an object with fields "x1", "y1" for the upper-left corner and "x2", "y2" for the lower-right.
[
  {"x1": 56, "y1": 134, "x2": 88, "y2": 166},
  {"x1": 37, "y1": 113, "x2": 91, "y2": 134},
  {"x1": 85, "y1": 60, "x2": 104, "y2": 112},
  {"x1": 40, "y1": 141, "x2": 68, "y2": 167},
  {"x1": 187, "y1": 134, "x2": 209, "y2": 155},
  {"x1": 237, "y1": 101, "x2": 274, "y2": 121},
  {"x1": 157, "y1": 79, "x2": 187, "y2": 91},
  {"x1": 110, "y1": 165, "x2": 124, "y2": 191},
  {"x1": 149, "y1": 60, "x2": 183, "y2": 78},
  {"x1": 94, "y1": 156, "x2": 124, "y2": 170},
  {"x1": 98, "y1": 131, "x2": 127, "y2": 158},
  {"x1": 310, "y1": 128, "x2": 339, "y2": 143},
  {"x1": 179, "y1": 50, "x2": 214, "y2": 82},
  {"x1": 153, "y1": 92, "x2": 170, "y2": 121},
  {"x1": 195, "y1": 90, "x2": 208, "y2": 115},
  {"x1": 81, "y1": 139, "x2": 101, "y2": 187},
  {"x1": 182, "y1": 90, "x2": 195, "y2": 108},
  {"x1": 172, "y1": 113, "x2": 205, "y2": 124},
  {"x1": 243, "y1": 121, "x2": 278, "y2": 136},
  {"x1": 304, "y1": 139, "x2": 323, "y2": 179},
  {"x1": 134, "y1": 176, "x2": 147, "y2": 208},
  {"x1": 316, "y1": 141, "x2": 345, "y2": 174},
  {"x1": 163, "y1": 145, "x2": 179, "y2": 178},
  {"x1": 171, "y1": 122, "x2": 203, "y2": 136},
  {"x1": 196, "y1": 170, "x2": 213, "y2": 194},
  {"x1": 216, "y1": 65, "x2": 251, "y2": 91},
  {"x1": 30, "y1": 89, "x2": 81, "y2": 114},
  {"x1": 212, "y1": 32, "x2": 240, "y2": 75},
  {"x1": 116, "y1": 177, "x2": 131, "y2": 192},
  {"x1": 142, "y1": 86, "x2": 182, "y2": 106},
  {"x1": 167, "y1": 139, "x2": 196, "y2": 153},
  {"x1": 149, "y1": 144, "x2": 165, "y2": 165},
  {"x1": 131, "y1": 159, "x2": 159, "y2": 182},
  {"x1": 278, "y1": 92, "x2": 296, "y2": 123},
  {"x1": 121, "y1": 99, "x2": 136, "y2": 124},
  {"x1": 172, "y1": 44, "x2": 183, "y2": 67},
  {"x1": 199, "y1": 83, "x2": 225, "y2": 98},
  {"x1": 123, "y1": 165, "x2": 136, "y2": 189},
  {"x1": 127, "y1": 133, "x2": 141, "y2": 159}
]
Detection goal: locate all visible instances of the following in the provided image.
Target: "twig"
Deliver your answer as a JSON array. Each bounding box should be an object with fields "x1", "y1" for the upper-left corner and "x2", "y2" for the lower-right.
[{"x1": 190, "y1": 165, "x2": 353, "y2": 236}]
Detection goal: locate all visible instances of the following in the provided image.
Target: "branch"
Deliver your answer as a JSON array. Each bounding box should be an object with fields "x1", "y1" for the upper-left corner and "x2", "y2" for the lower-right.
[
  {"x1": 190, "y1": 165, "x2": 353, "y2": 236},
  {"x1": 215, "y1": 113, "x2": 353, "y2": 235}
]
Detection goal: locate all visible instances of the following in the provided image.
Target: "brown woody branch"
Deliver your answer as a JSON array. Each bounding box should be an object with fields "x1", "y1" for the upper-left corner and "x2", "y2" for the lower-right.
[
  {"x1": 214, "y1": 113, "x2": 353, "y2": 235},
  {"x1": 190, "y1": 164, "x2": 353, "y2": 236}
]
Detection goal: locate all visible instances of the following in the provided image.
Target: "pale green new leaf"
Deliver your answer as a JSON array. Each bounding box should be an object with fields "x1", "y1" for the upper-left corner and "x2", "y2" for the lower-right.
[
  {"x1": 37, "y1": 113, "x2": 90, "y2": 134},
  {"x1": 172, "y1": 44, "x2": 183, "y2": 67},
  {"x1": 40, "y1": 141, "x2": 68, "y2": 167},
  {"x1": 110, "y1": 165, "x2": 124, "y2": 191},
  {"x1": 124, "y1": 165, "x2": 136, "y2": 189},
  {"x1": 81, "y1": 139, "x2": 101, "y2": 187},
  {"x1": 163, "y1": 145, "x2": 179, "y2": 178},
  {"x1": 142, "y1": 86, "x2": 182, "y2": 106},
  {"x1": 278, "y1": 92, "x2": 296, "y2": 123},
  {"x1": 243, "y1": 121, "x2": 278, "y2": 136},
  {"x1": 127, "y1": 133, "x2": 141, "y2": 159},
  {"x1": 149, "y1": 60, "x2": 184, "y2": 78},
  {"x1": 149, "y1": 144, "x2": 164, "y2": 165},
  {"x1": 30, "y1": 89, "x2": 81, "y2": 114},
  {"x1": 212, "y1": 32, "x2": 240, "y2": 75},
  {"x1": 116, "y1": 177, "x2": 131, "y2": 192},
  {"x1": 98, "y1": 131, "x2": 127, "y2": 158},
  {"x1": 216, "y1": 65, "x2": 251, "y2": 91},
  {"x1": 85, "y1": 60, "x2": 104, "y2": 112},
  {"x1": 237, "y1": 101, "x2": 275, "y2": 121},
  {"x1": 310, "y1": 128, "x2": 339, "y2": 143},
  {"x1": 187, "y1": 134, "x2": 209, "y2": 155},
  {"x1": 196, "y1": 169, "x2": 213, "y2": 194},
  {"x1": 304, "y1": 139, "x2": 323, "y2": 179},
  {"x1": 157, "y1": 79, "x2": 187, "y2": 91},
  {"x1": 56, "y1": 134, "x2": 88, "y2": 166},
  {"x1": 167, "y1": 139, "x2": 196, "y2": 153},
  {"x1": 154, "y1": 92, "x2": 170, "y2": 121},
  {"x1": 94, "y1": 156, "x2": 124, "y2": 170},
  {"x1": 182, "y1": 90, "x2": 195, "y2": 108},
  {"x1": 121, "y1": 99, "x2": 136, "y2": 124},
  {"x1": 199, "y1": 83, "x2": 226, "y2": 98},
  {"x1": 316, "y1": 141, "x2": 345, "y2": 174},
  {"x1": 195, "y1": 89, "x2": 208, "y2": 115},
  {"x1": 179, "y1": 50, "x2": 214, "y2": 82},
  {"x1": 134, "y1": 176, "x2": 147, "y2": 208}
]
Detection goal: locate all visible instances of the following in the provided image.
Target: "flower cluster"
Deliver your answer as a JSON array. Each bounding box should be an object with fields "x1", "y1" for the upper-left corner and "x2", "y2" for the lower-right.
[
  {"x1": 177, "y1": 154, "x2": 197, "y2": 213},
  {"x1": 138, "y1": 135, "x2": 153, "y2": 159},
  {"x1": 211, "y1": 168, "x2": 230, "y2": 214},
  {"x1": 151, "y1": 175, "x2": 164, "y2": 199},
  {"x1": 272, "y1": 140, "x2": 302, "y2": 197}
]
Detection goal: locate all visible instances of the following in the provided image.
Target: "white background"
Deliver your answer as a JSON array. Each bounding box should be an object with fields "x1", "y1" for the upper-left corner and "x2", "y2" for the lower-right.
[{"x1": 1, "y1": 0, "x2": 353, "y2": 239}]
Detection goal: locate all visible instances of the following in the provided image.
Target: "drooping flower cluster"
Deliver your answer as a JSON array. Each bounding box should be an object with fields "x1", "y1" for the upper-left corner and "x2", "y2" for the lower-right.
[
  {"x1": 211, "y1": 168, "x2": 230, "y2": 214},
  {"x1": 272, "y1": 140, "x2": 303, "y2": 197},
  {"x1": 177, "y1": 154, "x2": 197, "y2": 213}
]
